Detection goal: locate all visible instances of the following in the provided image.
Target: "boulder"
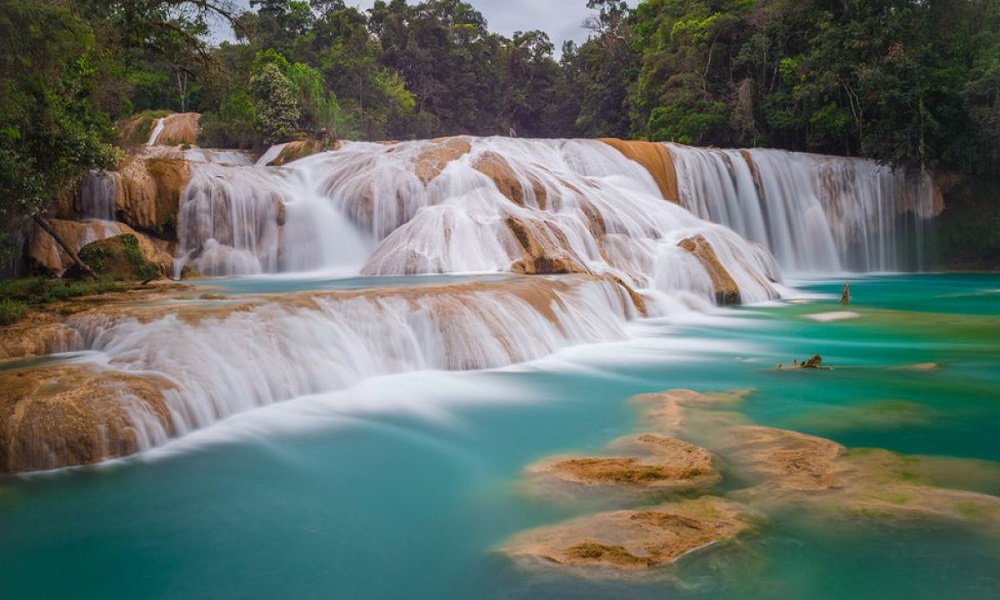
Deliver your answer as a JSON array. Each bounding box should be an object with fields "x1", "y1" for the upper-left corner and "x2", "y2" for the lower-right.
[
  {"x1": 473, "y1": 151, "x2": 548, "y2": 208},
  {"x1": 504, "y1": 215, "x2": 588, "y2": 275},
  {"x1": 27, "y1": 220, "x2": 173, "y2": 277},
  {"x1": 678, "y1": 235, "x2": 741, "y2": 305},
  {"x1": 71, "y1": 234, "x2": 166, "y2": 281},
  {"x1": 0, "y1": 364, "x2": 173, "y2": 473}
]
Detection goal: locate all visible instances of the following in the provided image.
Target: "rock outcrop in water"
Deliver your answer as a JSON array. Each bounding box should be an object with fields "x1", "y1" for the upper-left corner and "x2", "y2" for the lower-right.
[
  {"x1": 502, "y1": 497, "x2": 757, "y2": 572},
  {"x1": 522, "y1": 433, "x2": 719, "y2": 501},
  {"x1": 678, "y1": 235, "x2": 741, "y2": 305},
  {"x1": 501, "y1": 388, "x2": 1000, "y2": 577}
]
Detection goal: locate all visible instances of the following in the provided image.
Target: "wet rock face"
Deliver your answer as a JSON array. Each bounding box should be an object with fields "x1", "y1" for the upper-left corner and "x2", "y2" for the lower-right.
[
  {"x1": 0, "y1": 365, "x2": 174, "y2": 474},
  {"x1": 150, "y1": 112, "x2": 200, "y2": 146},
  {"x1": 414, "y1": 137, "x2": 472, "y2": 184},
  {"x1": 116, "y1": 155, "x2": 191, "y2": 238},
  {"x1": 267, "y1": 138, "x2": 342, "y2": 167},
  {"x1": 678, "y1": 235, "x2": 742, "y2": 305},
  {"x1": 599, "y1": 138, "x2": 680, "y2": 202}
]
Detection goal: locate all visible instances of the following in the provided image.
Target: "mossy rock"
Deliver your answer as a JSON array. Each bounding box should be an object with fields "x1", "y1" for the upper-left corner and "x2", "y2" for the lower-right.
[{"x1": 69, "y1": 234, "x2": 161, "y2": 281}]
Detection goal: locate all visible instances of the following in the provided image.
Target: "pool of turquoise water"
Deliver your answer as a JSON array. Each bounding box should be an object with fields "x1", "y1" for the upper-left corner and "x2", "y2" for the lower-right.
[{"x1": 1, "y1": 274, "x2": 998, "y2": 599}]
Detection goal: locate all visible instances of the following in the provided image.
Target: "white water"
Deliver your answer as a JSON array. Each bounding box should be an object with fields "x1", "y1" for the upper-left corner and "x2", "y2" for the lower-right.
[
  {"x1": 146, "y1": 118, "x2": 165, "y2": 146},
  {"x1": 175, "y1": 138, "x2": 783, "y2": 306},
  {"x1": 58, "y1": 277, "x2": 635, "y2": 447},
  {"x1": 34, "y1": 136, "x2": 939, "y2": 459},
  {"x1": 668, "y1": 144, "x2": 936, "y2": 273},
  {"x1": 76, "y1": 172, "x2": 117, "y2": 221}
]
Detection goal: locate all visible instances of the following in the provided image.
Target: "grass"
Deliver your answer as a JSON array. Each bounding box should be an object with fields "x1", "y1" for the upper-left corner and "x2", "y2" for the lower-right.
[{"x1": 0, "y1": 278, "x2": 126, "y2": 325}]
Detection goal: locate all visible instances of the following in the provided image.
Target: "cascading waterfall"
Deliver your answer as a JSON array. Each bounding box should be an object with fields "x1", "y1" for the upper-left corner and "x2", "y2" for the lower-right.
[
  {"x1": 667, "y1": 144, "x2": 938, "y2": 273},
  {"x1": 59, "y1": 277, "x2": 636, "y2": 447},
  {"x1": 29, "y1": 135, "x2": 941, "y2": 460},
  {"x1": 175, "y1": 137, "x2": 783, "y2": 306}
]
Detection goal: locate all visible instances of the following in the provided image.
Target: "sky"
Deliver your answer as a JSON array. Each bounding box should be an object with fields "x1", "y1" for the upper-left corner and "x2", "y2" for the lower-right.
[{"x1": 223, "y1": 1, "x2": 640, "y2": 51}]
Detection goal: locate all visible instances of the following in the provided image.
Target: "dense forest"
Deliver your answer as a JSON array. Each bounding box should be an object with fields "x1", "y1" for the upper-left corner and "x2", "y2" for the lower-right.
[{"x1": 2, "y1": 0, "x2": 999, "y2": 263}]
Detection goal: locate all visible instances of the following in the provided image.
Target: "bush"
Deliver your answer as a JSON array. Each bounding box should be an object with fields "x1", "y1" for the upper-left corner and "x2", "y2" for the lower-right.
[{"x1": 0, "y1": 298, "x2": 27, "y2": 325}]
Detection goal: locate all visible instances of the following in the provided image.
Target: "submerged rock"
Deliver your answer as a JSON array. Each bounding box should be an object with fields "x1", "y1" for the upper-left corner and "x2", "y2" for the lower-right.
[
  {"x1": 523, "y1": 434, "x2": 719, "y2": 501},
  {"x1": 0, "y1": 365, "x2": 174, "y2": 473},
  {"x1": 500, "y1": 497, "x2": 757, "y2": 574}
]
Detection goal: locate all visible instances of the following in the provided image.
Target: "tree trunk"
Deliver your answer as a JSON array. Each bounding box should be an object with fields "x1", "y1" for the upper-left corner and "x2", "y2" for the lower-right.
[{"x1": 33, "y1": 215, "x2": 97, "y2": 279}]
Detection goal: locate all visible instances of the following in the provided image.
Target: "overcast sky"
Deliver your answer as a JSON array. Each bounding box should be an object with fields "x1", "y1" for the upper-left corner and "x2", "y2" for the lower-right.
[
  {"x1": 348, "y1": 0, "x2": 640, "y2": 49},
  {"x1": 223, "y1": 1, "x2": 639, "y2": 51}
]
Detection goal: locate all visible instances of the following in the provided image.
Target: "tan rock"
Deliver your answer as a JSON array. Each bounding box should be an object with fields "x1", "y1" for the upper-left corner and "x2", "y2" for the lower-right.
[
  {"x1": 151, "y1": 112, "x2": 200, "y2": 146},
  {"x1": 510, "y1": 255, "x2": 586, "y2": 275},
  {"x1": 0, "y1": 364, "x2": 174, "y2": 473},
  {"x1": 501, "y1": 497, "x2": 757, "y2": 574},
  {"x1": 414, "y1": 137, "x2": 472, "y2": 184},
  {"x1": 115, "y1": 155, "x2": 190, "y2": 236},
  {"x1": 27, "y1": 219, "x2": 172, "y2": 277},
  {"x1": 267, "y1": 137, "x2": 341, "y2": 167},
  {"x1": 524, "y1": 433, "x2": 719, "y2": 500},
  {"x1": 678, "y1": 235, "x2": 741, "y2": 305},
  {"x1": 599, "y1": 138, "x2": 680, "y2": 202}
]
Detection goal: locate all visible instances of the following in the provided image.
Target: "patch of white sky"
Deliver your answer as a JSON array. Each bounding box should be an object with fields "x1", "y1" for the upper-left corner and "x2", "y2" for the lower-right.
[{"x1": 216, "y1": 1, "x2": 640, "y2": 55}]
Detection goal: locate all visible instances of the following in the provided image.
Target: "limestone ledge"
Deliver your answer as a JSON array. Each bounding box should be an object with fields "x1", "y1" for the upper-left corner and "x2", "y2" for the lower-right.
[{"x1": 0, "y1": 364, "x2": 174, "y2": 474}]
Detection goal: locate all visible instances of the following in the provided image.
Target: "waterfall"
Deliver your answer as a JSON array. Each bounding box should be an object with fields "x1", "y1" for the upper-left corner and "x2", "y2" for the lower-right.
[
  {"x1": 175, "y1": 138, "x2": 783, "y2": 306},
  {"x1": 146, "y1": 118, "x2": 165, "y2": 146},
  {"x1": 667, "y1": 144, "x2": 937, "y2": 273},
  {"x1": 61, "y1": 276, "x2": 636, "y2": 446},
  {"x1": 76, "y1": 172, "x2": 117, "y2": 221}
]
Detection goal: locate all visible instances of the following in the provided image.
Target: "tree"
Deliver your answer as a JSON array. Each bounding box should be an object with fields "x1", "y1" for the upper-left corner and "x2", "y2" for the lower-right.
[{"x1": 0, "y1": 1, "x2": 118, "y2": 270}]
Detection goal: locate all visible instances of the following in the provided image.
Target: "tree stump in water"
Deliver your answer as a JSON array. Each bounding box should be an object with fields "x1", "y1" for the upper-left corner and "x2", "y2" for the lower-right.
[{"x1": 840, "y1": 281, "x2": 851, "y2": 305}]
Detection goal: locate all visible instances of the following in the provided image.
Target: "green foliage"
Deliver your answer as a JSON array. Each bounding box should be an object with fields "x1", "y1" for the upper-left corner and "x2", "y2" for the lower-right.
[
  {"x1": 0, "y1": 1, "x2": 119, "y2": 263},
  {"x1": 75, "y1": 234, "x2": 159, "y2": 281},
  {"x1": 0, "y1": 277, "x2": 126, "y2": 322},
  {"x1": 627, "y1": 0, "x2": 1000, "y2": 175},
  {"x1": 249, "y1": 62, "x2": 301, "y2": 142},
  {"x1": 0, "y1": 298, "x2": 27, "y2": 326}
]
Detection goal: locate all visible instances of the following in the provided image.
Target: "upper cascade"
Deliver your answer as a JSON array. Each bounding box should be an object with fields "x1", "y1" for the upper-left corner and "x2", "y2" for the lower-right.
[{"x1": 175, "y1": 137, "x2": 785, "y2": 309}]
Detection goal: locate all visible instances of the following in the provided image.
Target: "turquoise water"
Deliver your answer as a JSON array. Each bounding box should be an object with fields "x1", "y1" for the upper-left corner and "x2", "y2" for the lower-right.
[{"x1": 2, "y1": 274, "x2": 999, "y2": 599}]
